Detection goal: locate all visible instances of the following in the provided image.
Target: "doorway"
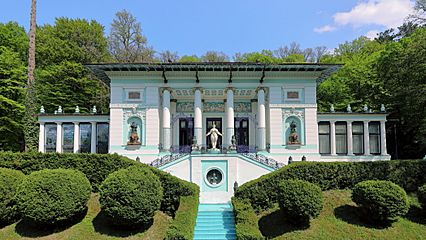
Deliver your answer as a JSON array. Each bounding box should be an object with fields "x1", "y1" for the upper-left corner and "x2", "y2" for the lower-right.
[
  {"x1": 206, "y1": 118, "x2": 222, "y2": 149},
  {"x1": 179, "y1": 118, "x2": 194, "y2": 152},
  {"x1": 235, "y1": 117, "x2": 249, "y2": 152}
]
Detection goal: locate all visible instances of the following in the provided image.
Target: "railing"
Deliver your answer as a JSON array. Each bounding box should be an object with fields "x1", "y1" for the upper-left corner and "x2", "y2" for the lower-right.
[
  {"x1": 149, "y1": 153, "x2": 190, "y2": 168},
  {"x1": 236, "y1": 145, "x2": 257, "y2": 153},
  {"x1": 240, "y1": 153, "x2": 284, "y2": 170},
  {"x1": 170, "y1": 145, "x2": 192, "y2": 154}
]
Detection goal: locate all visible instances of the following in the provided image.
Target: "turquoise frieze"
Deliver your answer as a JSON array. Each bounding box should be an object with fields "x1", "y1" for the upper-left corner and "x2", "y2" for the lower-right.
[
  {"x1": 176, "y1": 102, "x2": 194, "y2": 112},
  {"x1": 234, "y1": 102, "x2": 251, "y2": 112},
  {"x1": 203, "y1": 102, "x2": 225, "y2": 112}
]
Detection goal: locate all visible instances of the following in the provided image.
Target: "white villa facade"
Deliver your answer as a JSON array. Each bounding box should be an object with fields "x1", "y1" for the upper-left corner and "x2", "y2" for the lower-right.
[{"x1": 38, "y1": 63, "x2": 390, "y2": 202}]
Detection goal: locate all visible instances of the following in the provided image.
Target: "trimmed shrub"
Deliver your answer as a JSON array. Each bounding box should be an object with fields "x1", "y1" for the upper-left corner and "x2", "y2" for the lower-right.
[
  {"x1": 0, "y1": 168, "x2": 25, "y2": 225},
  {"x1": 232, "y1": 197, "x2": 264, "y2": 240},
  {"x1": 235, "y1": 160, "x2": 426, "y2": 211},
  {"x1": 418, "y1": 184, "x2": 426, "y2": 210},
  {"x1": 165, "y1": 190, "x2": 199, "y2": 240},
  {"x1": 100, "y1": 165, "x2": 163, "y2": 227},
  {"x1": 16, "y1": 168, "x2": 91, "y2": 226},
  {"x1": 277, "y1": 180, "x2": 323, "y2": 223},
  {"x1": 352, "y1": 180, "x2": 409, "y2": 223}
]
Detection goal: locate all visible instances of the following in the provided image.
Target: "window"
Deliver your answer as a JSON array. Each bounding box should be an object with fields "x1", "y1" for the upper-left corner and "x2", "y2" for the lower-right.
[
  {"x1": 128, "y1": 91, "x2": 141, "y2": 100},
  {"x1": 45, "y1": 124, "x2": 57, "y2": 152},
  {"x1": 287, "y1": 91, "x2": 299, "y2": 99},
  {"x1": 336, "y1": 122, "x2": 347, "y2": 155},
  {"x1": 319, "y1": 122, "x2": 330, "y2": 154},
  {"x1": 96, "y1": 123, "x2": 109, "y2": 154},
  {"x1": 80, "y1": 123, "x2": 92, "y2": 153},
  {"x1": 369, "y1": 122, "x2": 381, "y2": 155},
  {"x1": 62, "y1": 123, "x2": 74, "y2": 153},
  {"x1": 352, "y1": 122, "x2": 364, "y2": 155}
]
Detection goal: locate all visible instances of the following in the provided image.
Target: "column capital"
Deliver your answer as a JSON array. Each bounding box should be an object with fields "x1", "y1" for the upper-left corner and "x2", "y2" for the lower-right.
[
  {"x1": 72, "y1": 121, "x2": 80, "y2": 125},
  {"x1": 56, "y1": 121, "x2": 63, "y2": 125},
  {"x1": 38, "y1": 121, "x2": 45, "y2": 125},
  {"x1": 255, "y1": 86, "x2": 267, "y2": 93},
  {"x1": 160, "y1": 87, "x2": 172, "y2": 94},
  {"x1": 225, "y1": 86, "x2": 235, "y2": 92},
  {"x1": 192, "y1": 86, "x2": 203, "y2": 92},
  {"x1": 90, "y1": 121, "x2": 97, "y2": 124},
  {"x1": 330, "y1": 120, "x2": 337, "y2": 124}
]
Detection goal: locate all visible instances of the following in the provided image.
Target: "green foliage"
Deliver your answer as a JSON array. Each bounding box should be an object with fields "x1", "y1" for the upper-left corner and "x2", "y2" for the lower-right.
[
  {"x1": 0, "y1": 22, "x2": 28, "y2": 61},
  {"x1": 99, "y1": 166, "x2": 163, "y2": 227},
  {"x1": 352, "y1": 180, "x2": 409, "y2": 223},
  {"x1": 277, "y1": 180, "x2": 323, "y2": 222},
  {"x1": 231, "y1": 197, "x2": 264, "y2": 240},
  {"x1": 417, "y1": 184, "x2": 426, "y2": 210},
  {"x1": 235, "y1": 160, "x2": 426, "y2": 211},
  {"x1": 234, "y1": 50, "x2": 281, "y2": 63},
  {"x1": 179, "y1": 55, "x2": 201, "y2": 63},
  {"x1": 16, "y1": 168, "x2": 91, "y2": 226},
  {"x1": 0, "y1": 168, "x2": 25, "y2": 224},
  {"x1": 165, "y1": 192, "x2": 200, "y2": 240}
]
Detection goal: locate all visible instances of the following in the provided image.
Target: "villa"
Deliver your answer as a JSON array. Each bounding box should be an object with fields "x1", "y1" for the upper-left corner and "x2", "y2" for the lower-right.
[{"x1": 37, "y1": 62, "x2": 390, "y2": 202}]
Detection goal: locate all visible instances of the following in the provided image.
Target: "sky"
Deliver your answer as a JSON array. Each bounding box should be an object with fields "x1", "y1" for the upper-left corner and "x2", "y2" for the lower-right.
[{"x1": 0, "y1": 0, "x2": 416, "y2": 57}]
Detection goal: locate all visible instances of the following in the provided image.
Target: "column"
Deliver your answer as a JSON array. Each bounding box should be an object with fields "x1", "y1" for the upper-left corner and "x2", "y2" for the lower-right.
[
  {"x1": 38, "y1": 122, "x2": 45, "y2": 153},
  {"x1": 91, "y1": 122, "x2": 97, "y2": 153},
  {"x1": 226, "y1": 88, "x2": 235, "y2": 147},
  {"x1": 73, "y1": 122, "x2": 80, "y2": 153},
  {"x1": 56, "y1": 122, "x2": 62, "y2": 153},
  {"x1": 162, "y1": 89, "x2": 171, "y2": 151},
  {"x1": 330, "y1": 121, "x2": 336, "y2": 155},
  {"x1": 257, "y1": 88, "x2": 266, "y2": 151},
  {"x1": 380, "y1": 121, "x2": 387, "y2": 155},
  {"x1": 363, "y1": 121, "x2": 370, "y2": 155},
  {"x1": 347, "y1": 121, "x2": 354, "y2": 155},
  {"x1": 194, "y1": 88, "x2": 203, "y2": 147}
]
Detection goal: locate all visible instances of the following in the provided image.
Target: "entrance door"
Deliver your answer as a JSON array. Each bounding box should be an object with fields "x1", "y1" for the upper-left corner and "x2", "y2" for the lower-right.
[
  {"x1": 235, "y1": 117, "x2": 249, "y2": 152},
  {"x1": 179, "y1": 118, "x2": 194, "y2": 152},
  {"x1": 206, "y1": 118, "x2": 222, "y2": 149}
]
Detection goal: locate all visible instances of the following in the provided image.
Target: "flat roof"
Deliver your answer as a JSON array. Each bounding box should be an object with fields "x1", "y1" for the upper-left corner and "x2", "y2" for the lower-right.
[{"x1": 85, "y1": 62, "x2": 343, "y2": 85}]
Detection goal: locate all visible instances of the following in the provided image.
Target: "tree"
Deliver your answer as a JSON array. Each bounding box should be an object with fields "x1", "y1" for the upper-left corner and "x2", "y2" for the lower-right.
[
  {"x1": 201, "y1": 51, "x2": 229, "y2": 62},
  {"x1": 233, "y1": 50, "x2": 280, "y2": 63},
  {"x1": 179, "y1": 55, "x2": 201, "y2": 63},
  {"x1": 408, "y1": 0, "x2": 426, "y2": 25},
  {"x1": 314, "y1": 46, "x2": 327, "y2": 63},
  {"x1": 108, "y1": 10, "x2": 154, "y2": 63},
  {"x1": 23, "y1": 0, "x2": 38, "y2": 151},
  {"x1": 158, "y1": 50, "x2": 179, "y2": 63}
]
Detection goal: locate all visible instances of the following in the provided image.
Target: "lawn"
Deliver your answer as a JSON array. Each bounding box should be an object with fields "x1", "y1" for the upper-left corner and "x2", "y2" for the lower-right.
[
  {"x1": 258, "y1": 190, "x2": 426, "y2": 240},
  {"x1": 0, "y1": 193, "x2": 171, "y2": 240}
]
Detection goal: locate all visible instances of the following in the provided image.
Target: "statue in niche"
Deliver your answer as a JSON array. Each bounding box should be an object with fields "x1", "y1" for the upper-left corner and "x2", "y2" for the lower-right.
[
  {"x1": 206, "y1": 123, "x2": 222, "y2": 150},
  {"x1": 127, "y1": 122, "x2": 141, "y2": 145},
  {"x1": 288, "y1": 120, "x2": 300, "y2": 145}
]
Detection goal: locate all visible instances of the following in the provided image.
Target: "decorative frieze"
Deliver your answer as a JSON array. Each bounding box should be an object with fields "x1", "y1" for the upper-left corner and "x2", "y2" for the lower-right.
[
  {"x1": 123, "y1": 108, "x2": 146, "y2": 122},
  {"x1": 176, "y1": 102, "x2": 194, "y2": 112},
  {"x1": 203, "y1": 102, "x2": 225, "y2": 112},
  {"x1": 283, "y1": 108, "x2": 305, "y2": 119},
  {"x1": 234, "y1": 102, "x2": 251, "y2": 112}
]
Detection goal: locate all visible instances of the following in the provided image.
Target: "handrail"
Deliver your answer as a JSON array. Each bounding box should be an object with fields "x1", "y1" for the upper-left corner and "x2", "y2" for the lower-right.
[
  {"x1": 240, "y1": 153, "x2": 284, "y2": 170},
  {"x1": 149, "y1": 153, "x2": 190, "y2": 168}
]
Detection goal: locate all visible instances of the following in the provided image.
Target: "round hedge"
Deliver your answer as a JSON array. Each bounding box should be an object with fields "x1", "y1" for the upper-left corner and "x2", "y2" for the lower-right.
[
  {"x1": 99, "y1": 165, "x2": 163, "y2": 227},
  {"x1": 16, "y1": 168, "x2": 91, "y2": 226},
  {"x1": 418, "y1": 184, "x2": 426, "y2": 210},
  {"x1": 352, "y1": 180, "x2": 409, "y2": 223},
  {"x1": 277, "y1": 180, "x2": 323, "y2": 223},
  {"x1": 0, "y1": 168, "x2": 25, "y2": 224}
]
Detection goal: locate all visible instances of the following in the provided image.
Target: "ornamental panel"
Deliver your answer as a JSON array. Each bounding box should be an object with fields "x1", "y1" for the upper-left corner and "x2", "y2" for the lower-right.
[
  {"x1": 176, "y1": 102, "x2": 194, "y2": 112},
  {"x1": 204, "y1": 102, "x2": 225, "y2": 112}
]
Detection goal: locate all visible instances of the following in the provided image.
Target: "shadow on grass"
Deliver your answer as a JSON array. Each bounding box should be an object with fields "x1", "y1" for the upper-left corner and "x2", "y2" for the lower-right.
[
  {"x1": 258, "y1": 209, "x2": 309, "y2": 238},
  {"x1": 334, "y1": 205, "x2": 391, "y2": 229},
  {"x1": 405, "y1": 204, "x2": 426, "y2": 225},
  {"x1": 92, "y1": 210, "x2": 152, "y2": 237},
  {"x1": 15, "y1": 207, "x2": 87, "y2": 238}
]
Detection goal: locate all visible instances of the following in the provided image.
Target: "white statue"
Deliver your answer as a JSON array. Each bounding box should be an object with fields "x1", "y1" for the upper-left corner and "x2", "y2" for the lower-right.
[{"x1": 206, "y1": 123, "x2": 222, "y2": 150}]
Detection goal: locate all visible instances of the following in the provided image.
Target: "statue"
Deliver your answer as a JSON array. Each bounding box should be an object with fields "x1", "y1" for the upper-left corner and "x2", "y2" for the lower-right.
[
  {"x1": 347, "y1": 104, "x2": 352, "y2": 113},
  {"x1": 330, "y1": 104, "x2": 335, "y2": 113},
  {"x1": 206, "y1": 123, "x2": 222, "y2": 150},
  {"x1": 288, "y1": 120, "x2": 300, "y2": 144},
  {"x1": 127, "y1": 122, "x2": 141, "y2": 145},
  {"x1": 229, "y1": 135, "x2": 237, "y2": 151},
  {"x1": 40, "y1": 105, "x2": 45, "y2": 114},
  {"x1": 191, "y1": 136, "x2": 199, "y2": 151}
]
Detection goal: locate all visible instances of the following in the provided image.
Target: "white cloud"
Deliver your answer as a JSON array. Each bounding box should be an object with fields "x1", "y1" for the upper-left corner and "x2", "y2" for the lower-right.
[
  {"x1": 365, "y1": 30, "x2": 380, "y2": 39},
  {"x1": 314, "y1": 25, "x2": 336, "y2": 33}
]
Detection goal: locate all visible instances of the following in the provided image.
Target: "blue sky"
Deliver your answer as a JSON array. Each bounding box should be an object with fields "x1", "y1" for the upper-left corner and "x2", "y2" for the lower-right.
[{"x1": 0, "y1": 0, "x2": 415, "y2": 57}]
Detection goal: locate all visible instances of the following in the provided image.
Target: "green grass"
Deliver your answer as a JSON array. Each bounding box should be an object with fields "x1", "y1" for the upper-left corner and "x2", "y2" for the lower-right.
[
  {"x1": 258, "y1": 190, "x2": 426, "y2": 240},
  {"x1": 0, "y1": 193, "x2": 171, "y2": 240}
]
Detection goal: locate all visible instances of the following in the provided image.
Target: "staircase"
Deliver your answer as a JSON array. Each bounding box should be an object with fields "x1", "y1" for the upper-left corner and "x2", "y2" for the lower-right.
[{"x1": 194, "y1": 203, "x2": 236, "y2": 240}]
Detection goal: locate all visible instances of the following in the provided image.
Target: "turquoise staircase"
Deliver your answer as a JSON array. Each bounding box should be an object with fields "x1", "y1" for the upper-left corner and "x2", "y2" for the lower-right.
[{"x1": 194, "y1": 203, "x2": 236, "y2": 240}]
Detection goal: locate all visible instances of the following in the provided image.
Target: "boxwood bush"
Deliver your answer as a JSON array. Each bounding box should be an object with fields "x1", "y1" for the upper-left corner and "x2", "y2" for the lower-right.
[
  {"x1": 0, "y1": 168, "x2": 25, "y2": 225},
  {"x1": 16, "y1": 168, "x2": 91, "y2": 226},
  {"x1": 232, "y1": 197, "x2": 264, "y2": 240},
  {"x1": 352, "y1": 180, "x2": 409, "y2": 223},
  {"x1": 277, "y1": 180, "x2": 323, "y2": 223},
  {"x1": 418, "y1": 184, "x2": 426, "y2": 210},
  {"x1": 100, "y1": 165, "x2": 163, "y2": 227}
]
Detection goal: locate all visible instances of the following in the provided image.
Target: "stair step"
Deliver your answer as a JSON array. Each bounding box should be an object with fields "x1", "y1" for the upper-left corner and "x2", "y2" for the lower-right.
[{"x1": 194, "y1": 203, "x2": 236, "y2": 240}]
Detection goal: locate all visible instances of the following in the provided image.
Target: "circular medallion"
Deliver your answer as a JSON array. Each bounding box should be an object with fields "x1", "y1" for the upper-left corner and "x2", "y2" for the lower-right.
[{"x1": 204, "y1": 168, "x2": 224, "y2": 187}]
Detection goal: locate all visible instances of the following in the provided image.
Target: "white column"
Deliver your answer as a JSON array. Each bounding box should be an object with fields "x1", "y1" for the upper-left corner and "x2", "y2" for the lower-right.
[
  {"x1": 257, "y1": 88, "x2": 266, "y2": 151},
  {"x1": 380, "y1": 121, "x2": 387, "y2": 155},
  {"x1": 347, "y1": 121, "x2": 354, "y2": 155},
  {"x1": 226, "y1": 88, "x2": 235, "y2": 147},
  {"x1": 90, "y1": 121, "x2": 97, "y2": 153},
  {"x1": 364, "y1": 121, "x2": 370, "y2": 155},
  {"x1": 162, "y1": 89, "x2": 171, "y2": 151},
  {"x1": 73, "y1": 122, "x2": 80, "y2": 153},
  {"x1": 38, "y1": 122, "x2": 45, "y2": 153},
  {"x1": 330, "y1": 121, "x2": 336, "y2": 155},
  {"x1": 56, "y1": 122, "x2": 62, "y2": 153},
  {"x1": 194, "y1": 88, "x2": 202, "y2": 147}
]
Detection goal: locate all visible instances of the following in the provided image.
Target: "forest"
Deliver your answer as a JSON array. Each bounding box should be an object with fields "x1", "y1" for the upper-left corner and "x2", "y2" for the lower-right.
[{"x1": 0, "y1": 7, "x2": 425, "y2": 159}]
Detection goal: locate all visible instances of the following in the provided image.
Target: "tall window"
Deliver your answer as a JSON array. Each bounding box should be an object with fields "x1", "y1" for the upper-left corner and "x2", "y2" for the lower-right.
[
  {"x1": 80, "y1": 123, "x2": 92, "y2": 153},
  {"x1": 96, "y1": 123, "x2": 109, "y2": 154},
  {"x1": 369, "y1": 122, "x2": 381, "y2": 155},
  {"x1": 45, "y1": 124, "x2": 57, "y2": 152},
  {"x1": 62, "y1": 123, "x2": 74, "y2": 153},
  {"x1": 352, "y1": 122, "x2": 364, "y2": 155},
  {"x1": 319, "y1": 122, "x2": 330, "y2": 154},
  {"x1": 336, "y1": 122, "x2": 347, "y2": 155}
]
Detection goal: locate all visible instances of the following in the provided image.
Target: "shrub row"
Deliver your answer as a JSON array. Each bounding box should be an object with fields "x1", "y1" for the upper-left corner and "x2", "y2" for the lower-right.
[
  {"x1": 0, "y1": 168, "x2": 25, "y2": 225},
  {"x1": 231, "y1": 197, "x2": 263, "y2": 240},
  {"x1": 235, "y1": 160, "x2": 426, "y2": 211},
  {"x1": 418, "y1": 184, "x2": 426, "y2": 210}
]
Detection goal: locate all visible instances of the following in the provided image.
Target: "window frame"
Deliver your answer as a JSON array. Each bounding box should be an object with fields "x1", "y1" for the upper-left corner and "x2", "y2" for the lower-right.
[
  {"x1": 335, "y1": 122, "x2": 348, "y2": 155},
  {"x1": 318, "y1": 121, "x2": 331, "y2": 155},
  {"x1": 369, "y1": 122, "x2": 381, "y2": 155},
  {"x1": 352, "y1": 122, "x2": 364, "y2": 155}
]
